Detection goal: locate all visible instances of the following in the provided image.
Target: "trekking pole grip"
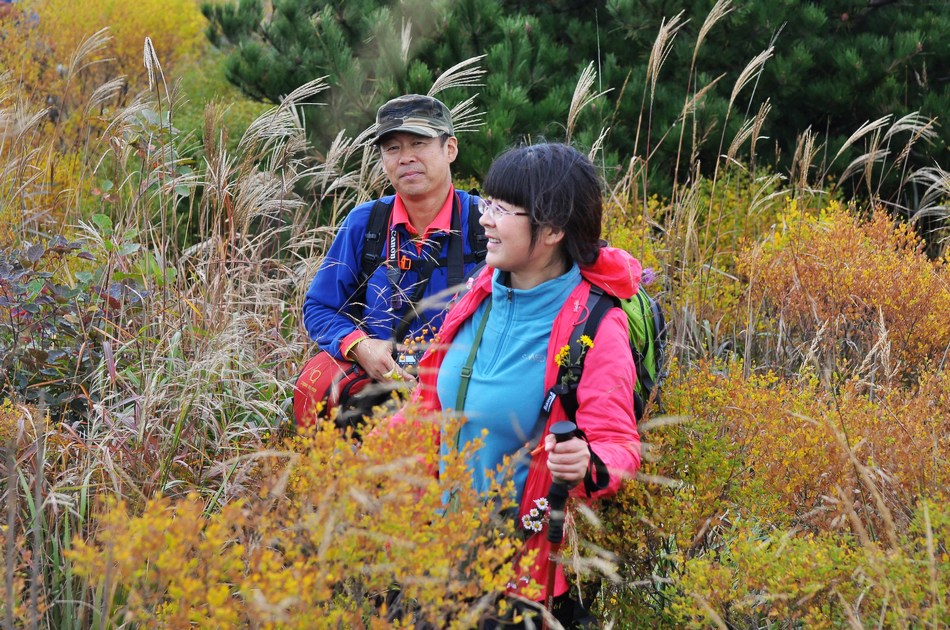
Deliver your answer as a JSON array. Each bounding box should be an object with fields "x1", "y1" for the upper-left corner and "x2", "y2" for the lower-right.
[{"x1": 546, "y1": 420, "x2": 577, "y2": 544}]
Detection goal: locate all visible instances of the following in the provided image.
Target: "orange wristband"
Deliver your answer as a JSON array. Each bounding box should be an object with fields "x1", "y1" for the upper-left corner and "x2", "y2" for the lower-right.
[{"x1": 342, "y1": 332, "x2": 369, "y2": 360}]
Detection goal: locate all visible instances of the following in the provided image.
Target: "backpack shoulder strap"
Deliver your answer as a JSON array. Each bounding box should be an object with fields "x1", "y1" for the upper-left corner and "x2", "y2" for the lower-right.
[
  {"x1": 556, "y1": 286, "x2": 615, "y2": 421},
  {"x1": 466, "y1": 188, "x2": 488, "y2": 263},
  {"x1": 359, "y1": 198, "x2": 394, "y2": 285},
  {"x1": 533, "y1": 286, "x2": 615, "y2": 497},
  {"x1": 348, "y1": 198, "x2": 394, "y2": 320},
  {"x1": 445, "y1": 193, "x2": 466, "y2": 287}
]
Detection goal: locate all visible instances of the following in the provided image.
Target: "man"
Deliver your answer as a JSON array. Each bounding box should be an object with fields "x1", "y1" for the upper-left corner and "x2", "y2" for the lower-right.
[{"x1": 302, "y1": 94, "x2": 486, "y2": 387}]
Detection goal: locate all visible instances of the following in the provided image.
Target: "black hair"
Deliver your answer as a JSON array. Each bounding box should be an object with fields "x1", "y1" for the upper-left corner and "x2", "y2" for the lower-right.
[{"x1": 482, "y1": 143, "x2": 603, "y2": 266}]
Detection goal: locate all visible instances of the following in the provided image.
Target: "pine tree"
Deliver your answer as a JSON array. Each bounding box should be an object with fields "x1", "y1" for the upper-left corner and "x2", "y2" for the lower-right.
[
  {"x1": 202, "y1": 0, "x2": 429, "y2": 155},
  {"x1": 204, "y1": 0, "x2": 950, "y2": 200}
]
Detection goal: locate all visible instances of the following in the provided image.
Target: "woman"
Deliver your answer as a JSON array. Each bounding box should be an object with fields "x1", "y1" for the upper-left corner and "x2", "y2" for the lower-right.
[{"x1": 394, "y1": 143, "x2": 641, "y2": 625}]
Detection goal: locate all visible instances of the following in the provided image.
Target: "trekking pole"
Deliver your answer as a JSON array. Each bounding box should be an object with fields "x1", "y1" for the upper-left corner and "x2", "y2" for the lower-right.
[{"x1": 543, "y1": 420, "x2": 578, "y2": 629}]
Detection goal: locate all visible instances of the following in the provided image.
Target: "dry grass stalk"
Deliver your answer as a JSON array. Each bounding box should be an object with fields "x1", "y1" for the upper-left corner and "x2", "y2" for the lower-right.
[
  {"x1": 589, "y1": 126, "x2": 610, "y2": 159},
  {"x1": 831, "y1": 114, "x2": 892, "y2": 166},
  {"x1": 886, "y1": 111, "x2": 937, "y2": 169},
  {"x1": 680, "y1": 75, "x2": 725, "y2": 121},
  {"x1": 633, "y1": 10, "x2": 686, "y2": 175},
  {"x1": 647, "y1": 12, "x2": 687, "y2": 98},
  {"x1": 446, "y1": 94, "x2": 484, "y2": 136},
  {"x1": 566, "y1": 61, "x2": 611, "y2": 143},
  {"x1": 142, "y1": 36, "x2": 167, "y2": 98},
  {"x1": 727, "y1": 117, "x2": 756, "y2": 162},
  {"x1": 85, "y1": 75, "x2": 126, "y2": 114},
  {"x1": 65, "y1": 27, "x2": 113, "y2": 85},
  {"x1": 910, "y1": 166, "x2": 950, "y2": 250},
  {"x1": 428, "y1": 54, "x2": 486, "y2": 95},
  {"x1": 400, "y1": 17, "x2": 412, "y2": 64},
  {"x1": 689, "y1": 592, "x2": 730, "y2": 630},
  {"x1": 791, "y1": 128, "x2": 819, "y2": 191},
  {"x1": 695, "y1": 0, "x2": 733, "y2": 64},
  {"x1": 670, "y1": 0, "x2": 732, "y2": 189},
  {"x1": 728, "y1": 46, "x2": 774, "y2": 110},
  {"x1": 854, "y1": 308, "x2": 897, "y2": 393}
]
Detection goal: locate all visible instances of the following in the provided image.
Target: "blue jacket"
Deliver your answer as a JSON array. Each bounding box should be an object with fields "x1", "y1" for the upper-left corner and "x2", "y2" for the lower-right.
[{"x1": 303, "y1": 190, "x2": 484, "y2": 359}]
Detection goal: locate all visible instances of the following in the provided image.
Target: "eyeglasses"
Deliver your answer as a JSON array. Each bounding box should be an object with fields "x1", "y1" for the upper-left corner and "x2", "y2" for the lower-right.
[{"x1": 477, "y1": 197, "x2": 529, "y2": 220}]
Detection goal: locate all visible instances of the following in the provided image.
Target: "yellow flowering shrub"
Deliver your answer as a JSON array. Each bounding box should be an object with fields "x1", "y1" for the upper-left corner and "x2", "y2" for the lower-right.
[
  {"x1": 578, "y1": 360, "x2": 949, "y2": 625},
  {"x1": 670, "y1": 499, "x2": 949, "y2": 628},
  {"x1": 671, "y1": 524, "x2": 861, "y2": 628},
  {"x1": 604, "y1": 166, "x2": 791, "y2": 349},
  {"x1": 602, "y1": 193, "x2": 665, "y2": 271},
  {"x1": 0, "y1": 0, "x2": 206, "y2": 232},
  {"x1": 12, "y1": 0, "x2": 205, "y2": 93},
  {"x1": 68, "y1": 415, "x2": 536, "y2": 627},
  {"x1": 0, "y1": 399, "x2": 20, "y2": 445},
  {"x1": 738, "y1": 202, "x2": 950, "y2": 383}
]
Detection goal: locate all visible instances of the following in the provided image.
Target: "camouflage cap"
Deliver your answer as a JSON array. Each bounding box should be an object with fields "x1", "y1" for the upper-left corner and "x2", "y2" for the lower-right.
[{"x1": 373, "y1": 94, "x2": 454, "y2": 143}]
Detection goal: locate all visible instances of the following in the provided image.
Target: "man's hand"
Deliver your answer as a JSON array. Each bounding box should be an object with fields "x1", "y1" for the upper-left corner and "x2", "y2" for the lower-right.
[
  {"x1": 544, "y1": 434, "x2": 590, "y2": 484},
  {"x1": 350, "y1": 338, "x2": 414, "y2": 383}
]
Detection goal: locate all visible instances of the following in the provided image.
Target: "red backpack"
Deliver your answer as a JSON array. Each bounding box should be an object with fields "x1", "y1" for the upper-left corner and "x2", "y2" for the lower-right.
[{"x1": 293, "y1": 352, "x2": 398, "y2": 433}]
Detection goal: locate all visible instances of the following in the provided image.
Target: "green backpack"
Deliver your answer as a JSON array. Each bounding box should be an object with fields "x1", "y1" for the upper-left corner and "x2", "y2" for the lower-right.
[{"x1": 551, "y1": 283, "x2": 667, "y2": 423}]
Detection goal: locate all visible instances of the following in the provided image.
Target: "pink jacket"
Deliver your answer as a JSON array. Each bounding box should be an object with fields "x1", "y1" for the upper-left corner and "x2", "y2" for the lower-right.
[{"x1": 397, "y1": 246, "x2": 642, "y2": 599}]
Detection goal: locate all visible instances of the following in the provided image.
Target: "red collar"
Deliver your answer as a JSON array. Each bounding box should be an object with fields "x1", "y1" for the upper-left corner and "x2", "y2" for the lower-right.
[{"x1": 391, "y1": 187, "x2": 455, "y2": 238}]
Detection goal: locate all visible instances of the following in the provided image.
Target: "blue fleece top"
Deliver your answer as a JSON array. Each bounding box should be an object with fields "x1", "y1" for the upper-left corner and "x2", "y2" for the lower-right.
[
  {"x1": 436, "y1": 264, "x2": 582, "y2": 503},
  {"x1": 302, "y1": 191, "x2": 483, "y2": 359}
]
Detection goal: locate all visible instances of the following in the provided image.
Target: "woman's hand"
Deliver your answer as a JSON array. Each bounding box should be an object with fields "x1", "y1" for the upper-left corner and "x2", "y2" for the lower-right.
[{"x1": 544, "y1": 434, "x2": 590, "y2": 485}]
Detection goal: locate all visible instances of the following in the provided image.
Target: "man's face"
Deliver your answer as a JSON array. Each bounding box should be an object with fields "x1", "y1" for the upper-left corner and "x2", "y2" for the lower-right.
[{"x1": 378, "y1": 132, "x2": 458, "y2": 205}]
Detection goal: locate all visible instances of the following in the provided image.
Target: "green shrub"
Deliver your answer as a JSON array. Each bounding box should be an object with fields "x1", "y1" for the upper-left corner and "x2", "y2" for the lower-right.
[{"x1": 0, "y1": 233, "x2": 146, "y2": 417}]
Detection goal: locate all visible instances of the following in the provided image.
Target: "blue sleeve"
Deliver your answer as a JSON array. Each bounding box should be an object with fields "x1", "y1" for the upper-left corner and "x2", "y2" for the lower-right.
[{"x1": 302, "y1": 202, "x2": 375, "y2": 359}]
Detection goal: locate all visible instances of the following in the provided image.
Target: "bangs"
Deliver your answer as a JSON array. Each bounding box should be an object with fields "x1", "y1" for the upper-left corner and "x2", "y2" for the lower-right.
[
  {"x1": 482, "y1": 148, "x2": 536, "y2": 210},
  {"x1": 483, "y1": 144, "x2": 588, "y2": 227}
]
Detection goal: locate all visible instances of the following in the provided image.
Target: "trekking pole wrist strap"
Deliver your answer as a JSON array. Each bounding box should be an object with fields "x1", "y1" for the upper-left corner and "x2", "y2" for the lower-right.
[{"x1": 574, "y1": 427, "x2": 609, "y2": 496}]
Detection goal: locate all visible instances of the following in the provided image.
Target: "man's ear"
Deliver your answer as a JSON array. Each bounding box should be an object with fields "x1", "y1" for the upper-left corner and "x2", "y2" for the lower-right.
[{"x1": 445, "y1": 136, "x2": 459, "y2": 163}]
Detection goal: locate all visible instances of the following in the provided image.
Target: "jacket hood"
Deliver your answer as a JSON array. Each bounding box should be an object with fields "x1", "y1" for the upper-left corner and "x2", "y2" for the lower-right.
[
  {"x1": 463, "y1": 246, "x2": 642, "y2": 302},
  {"x1": 580, "y1": 246, "x2": 642, "y2": 299}
]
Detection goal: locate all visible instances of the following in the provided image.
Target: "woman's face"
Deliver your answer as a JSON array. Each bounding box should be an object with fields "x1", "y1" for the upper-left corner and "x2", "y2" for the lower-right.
[{"x1": 478, "y1": 197, "x2": 565, "y2": 289}]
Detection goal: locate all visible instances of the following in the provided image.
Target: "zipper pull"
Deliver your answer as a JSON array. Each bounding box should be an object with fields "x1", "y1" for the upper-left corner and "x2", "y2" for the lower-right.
[{"x1": 507, "y1": 288, "x2": 514, "y2": 301}]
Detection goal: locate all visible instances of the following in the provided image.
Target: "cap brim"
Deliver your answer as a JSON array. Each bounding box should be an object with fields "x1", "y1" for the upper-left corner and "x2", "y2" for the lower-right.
[{"x1": 373, "y1": 124, "x2": 442, "y2": 143}]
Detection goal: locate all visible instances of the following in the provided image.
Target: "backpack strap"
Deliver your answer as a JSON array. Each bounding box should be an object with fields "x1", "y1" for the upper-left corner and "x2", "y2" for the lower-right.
[
  {"x1": 649, "y1": 289, "x2": 667, "y2": 393},
  {"x1": 445, "y1": 194, "x2": 466, "y2": 287},
  {"x1": 533, "y1": 285, "x2": 615, "y2": 497},
  {"x1": 359, "y1": 198, "x2": 392, "y2": 286},
  {"x1": 350, "y1": 198, "x2": 394, "y2": 314},
  {"x1": 557, "y1": 286, "x2": 615, "y2": 421},
  {"x1": 365, "y1": 193, "x2": 484, "y2": 344},
  {"x1": 454, "y1": 298, "x2": 493, "y2": 449},
  {"x1": 466, "y1": 188, "x2": 488, "y2": 264}
]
